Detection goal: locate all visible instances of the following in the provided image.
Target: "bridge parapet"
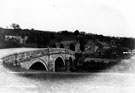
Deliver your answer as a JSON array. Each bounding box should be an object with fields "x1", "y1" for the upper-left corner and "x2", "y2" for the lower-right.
[{"x1": 48, "y1": 48, "x2": 74, "y2": 55}]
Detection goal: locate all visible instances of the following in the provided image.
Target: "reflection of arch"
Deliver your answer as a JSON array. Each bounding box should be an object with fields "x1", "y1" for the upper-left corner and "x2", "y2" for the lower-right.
[
  {"x1": 55, "y1": 57, "x2": 65, "y2": 72},
  {"x1": 29, "y1": 58, "x2": 48, "y2": 71}
]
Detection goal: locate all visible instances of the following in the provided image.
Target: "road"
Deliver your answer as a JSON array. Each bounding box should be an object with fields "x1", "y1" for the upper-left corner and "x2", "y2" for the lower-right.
[{"x1": 0, "y1": 48, "x2": 135, "y2": 93}]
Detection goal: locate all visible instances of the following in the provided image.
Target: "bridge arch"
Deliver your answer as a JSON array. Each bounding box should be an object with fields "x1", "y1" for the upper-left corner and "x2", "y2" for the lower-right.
[
  {"x1": 54, "y1": 57, "x2": 65, "y2": 72},
  {"x1": 29, "y1": 58, "x2": 48, "y2": 71}
]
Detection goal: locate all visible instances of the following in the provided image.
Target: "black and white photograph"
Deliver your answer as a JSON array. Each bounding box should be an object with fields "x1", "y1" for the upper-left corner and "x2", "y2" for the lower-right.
[{"x1": 0, "y1": 0, "x2": 135, "y2": 93}]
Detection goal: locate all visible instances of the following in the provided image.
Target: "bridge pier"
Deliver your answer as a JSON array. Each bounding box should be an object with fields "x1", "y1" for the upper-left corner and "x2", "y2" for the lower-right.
[
  {"x1": 65, "y1": 59, "x2": 70, "y2": 72},
  {"x1": 47, "y1": 60, "x2": 55, "y2": 72}
]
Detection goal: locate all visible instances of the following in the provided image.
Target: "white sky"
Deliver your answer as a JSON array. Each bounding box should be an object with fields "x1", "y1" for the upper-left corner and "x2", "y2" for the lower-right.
[{"x1": 0, "y1": 0, "x2": 135, "y2": 37}]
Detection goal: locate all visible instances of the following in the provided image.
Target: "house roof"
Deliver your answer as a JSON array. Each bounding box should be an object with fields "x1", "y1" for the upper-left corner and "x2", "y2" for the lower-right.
[{"x1": 95, "y1": 41, "x2": 110, "y2": 48}]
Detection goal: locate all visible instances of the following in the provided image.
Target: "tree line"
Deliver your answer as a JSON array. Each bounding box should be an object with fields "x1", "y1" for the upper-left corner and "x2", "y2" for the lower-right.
[{"x1": 5, "y1": 23, "x2": 135, "y2": 51}]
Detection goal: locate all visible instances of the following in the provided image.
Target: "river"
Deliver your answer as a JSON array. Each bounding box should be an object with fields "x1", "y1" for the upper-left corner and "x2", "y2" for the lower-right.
[{"x1": 0, "y1": 54, "x2": 135, "y2": 93}]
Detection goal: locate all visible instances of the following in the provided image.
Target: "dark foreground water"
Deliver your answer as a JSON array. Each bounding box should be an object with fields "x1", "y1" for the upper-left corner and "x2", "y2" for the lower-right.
[{"x1": 1, "y1": 56, "x2": 135, "y2": 93}]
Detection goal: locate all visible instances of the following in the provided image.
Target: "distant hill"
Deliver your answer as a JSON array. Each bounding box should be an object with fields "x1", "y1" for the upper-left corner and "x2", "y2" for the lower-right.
[{"x1": 0, "y1": 28, "x2": 134, "y2": 51}]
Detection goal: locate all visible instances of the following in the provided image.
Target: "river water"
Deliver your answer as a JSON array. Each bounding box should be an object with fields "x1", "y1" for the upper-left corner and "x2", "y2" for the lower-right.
[{"x1": 0, "y1": 55, "x2": 135, "y2": 93}]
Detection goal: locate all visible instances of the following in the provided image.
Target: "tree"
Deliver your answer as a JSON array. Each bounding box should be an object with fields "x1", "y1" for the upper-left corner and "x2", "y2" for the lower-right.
[
  {"x1": 74, "y1": 30, "x2": 80, "y2": 35},
  {"x1": 50, "y1": 33, "x2": 55, "y2": 39},
  {"x1": 52, "y1": 44, "x2": 56, "y2": 48},
  {"x1": 80, "y1": 43, "x2": 85, "y2": 51},
  {"x1": 60, "y1": 30, "x2": 71, "y2": 35},
  {"x1": 60, "y1": 43, "x2": 64, "y2": 48},
  {"x1": 79, "y1": 37, "x2": 87, "y2": 52},
  {"x1": 70, "y1": 43, "x2": 75, "y2": 51},
  {"x1": 10, "y1": 23, "x2": 21, "y2": 29}
]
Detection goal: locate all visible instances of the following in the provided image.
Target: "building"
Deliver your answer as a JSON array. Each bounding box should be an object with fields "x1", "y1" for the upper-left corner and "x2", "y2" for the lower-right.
[
  {"x1": 84, "y1": 40, "x2": 98, "y2": 54},
  {"x1": 51, "y1": 40, "x2": 81, "y2": 53}
]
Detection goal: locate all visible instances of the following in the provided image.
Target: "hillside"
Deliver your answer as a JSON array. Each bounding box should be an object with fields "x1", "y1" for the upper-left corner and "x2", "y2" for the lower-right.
[{"x1": 0, "y1": 28, "x2": 134, "y2": 59}]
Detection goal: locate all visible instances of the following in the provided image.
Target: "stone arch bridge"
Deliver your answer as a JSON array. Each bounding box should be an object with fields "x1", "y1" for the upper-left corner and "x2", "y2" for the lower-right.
[{"x1": 0, "y1": 48, "x2": 75, "y2": 72}]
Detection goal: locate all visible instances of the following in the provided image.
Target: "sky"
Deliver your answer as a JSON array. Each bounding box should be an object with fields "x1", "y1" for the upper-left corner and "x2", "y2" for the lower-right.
[{"x1": 0, "y1": 0, "x2": 135, "y2": 37}]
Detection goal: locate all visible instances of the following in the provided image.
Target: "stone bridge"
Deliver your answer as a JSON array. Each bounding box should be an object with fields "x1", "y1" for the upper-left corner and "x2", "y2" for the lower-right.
[{"x1": 0, "y1": 48, "x2": 75, "y2": 72}]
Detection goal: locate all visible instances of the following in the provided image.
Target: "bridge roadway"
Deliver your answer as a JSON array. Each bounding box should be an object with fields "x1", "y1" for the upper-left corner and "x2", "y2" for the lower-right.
[{"x1": 0, "y1": 48, "x2": 75, "y2": 72}]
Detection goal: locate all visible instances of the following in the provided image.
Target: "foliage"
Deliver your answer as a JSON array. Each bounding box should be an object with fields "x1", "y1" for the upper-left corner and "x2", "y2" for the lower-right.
[
  {"x1": 70, "y1": 43, "x2": 75, "y2": 51},
  {"x1": 60, "y1": 43, "x2": 64, "y2": 48},
  {"x1": 2, "y1": 25, "x2": 135, "y2": 52},
  {"x1": 52, "y1": 44, "x2": 56, "y2": 48},
  {"x1": 5, "y1": 39, "x2": 20, "y2": 48},
  {"x1": 10, "y1": 23, "x2": 21, "y2": 29},
  {"x1": 74, "y1": 30, "x2": 80, "y2": 35},
  {"x1": 78, "y1": 36, "x2": 88, "y2": 51}
]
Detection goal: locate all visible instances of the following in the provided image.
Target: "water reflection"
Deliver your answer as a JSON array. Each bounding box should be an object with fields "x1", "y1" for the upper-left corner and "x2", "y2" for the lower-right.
[{"x1": 1, "y1": 56, "x2": 135, "y2": 93}]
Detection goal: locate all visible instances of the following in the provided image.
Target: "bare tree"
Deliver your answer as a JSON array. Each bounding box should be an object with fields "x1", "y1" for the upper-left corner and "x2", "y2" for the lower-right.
[{"x1": 10, "y1": 23, "x2": 21, "y2": 29}]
